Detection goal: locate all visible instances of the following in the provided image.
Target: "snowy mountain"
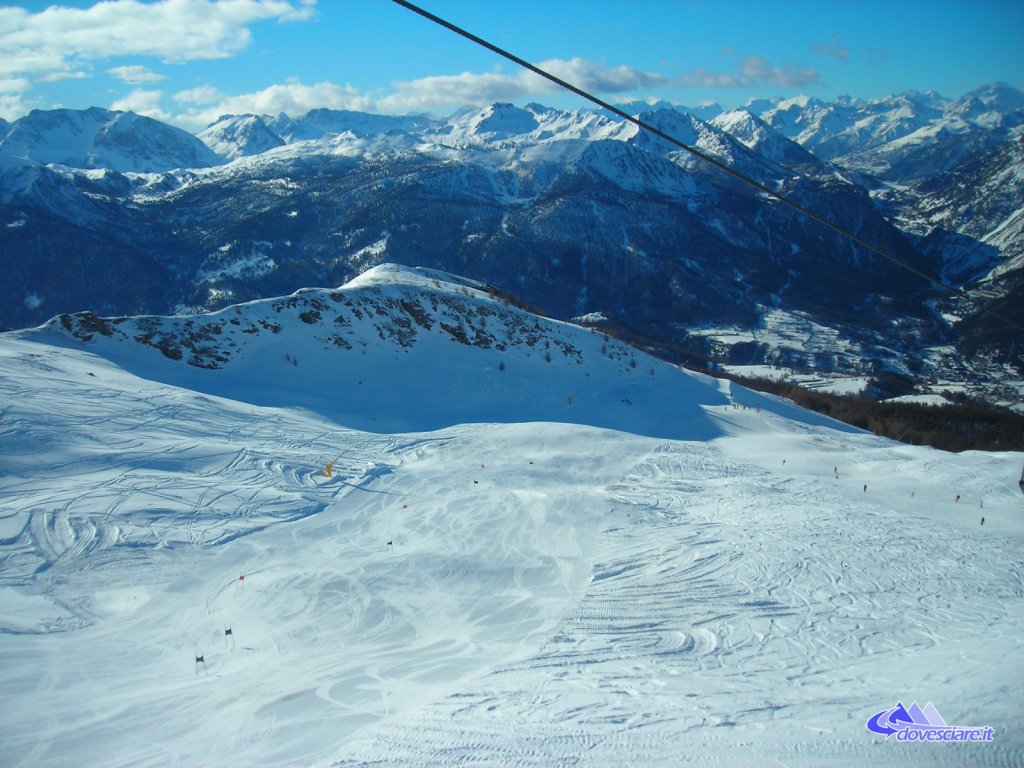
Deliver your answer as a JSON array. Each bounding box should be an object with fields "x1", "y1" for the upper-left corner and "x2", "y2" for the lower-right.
[
  {"x1": 747, "y1": 93, "x2": 866, "y2": 154},
  {"x1": 749, "y1": 84, "x2": 1024, "y2": 181},
  {"x1": 196, "y1": 113, "x2": 285, "y2": 160},
  {"x1": 710, "y1": 108, "x2": 824, "y2": 171},
  {"x1": 949, "y1": 81, "x2": 1024, "y2": 124},
  {"x1": 443, "y1": 102, "x2": 542, "y2": 140},
  {"x1": 1, "y1": 88, "x2": 1022, "y2": 405},
  {"x1": 893, "y1": 126, "x2": 1024, "y2": 360},
  {"x1": 905, "y1": 126, "x2": 1024, "y2": 283},
  {"x1": 197, "y1": 108, "x2": 439, "y2": 157},
  {"x1": 1, "y1": 264, "x2": 1021, "y2": 766},
  {"x1": 0, "y1": 107, "x2": 223, "y2": 172},
  {"x1": 276, "y1": 107, "x2": 436, "y2": 142},
  {"x1": 614, "y1": 98, "x2": 725, "y2": 122}
]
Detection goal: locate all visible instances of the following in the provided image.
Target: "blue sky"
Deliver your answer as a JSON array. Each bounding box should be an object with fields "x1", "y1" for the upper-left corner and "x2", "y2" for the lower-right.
[{"x1": 2, "y1": 0, "x2": 1022, "y2": 130}]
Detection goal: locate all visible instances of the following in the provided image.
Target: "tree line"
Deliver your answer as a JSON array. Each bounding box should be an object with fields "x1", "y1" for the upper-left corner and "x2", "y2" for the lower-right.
[{"x1": 727, "y1": 373, "x2": 1024, "y2": 453}]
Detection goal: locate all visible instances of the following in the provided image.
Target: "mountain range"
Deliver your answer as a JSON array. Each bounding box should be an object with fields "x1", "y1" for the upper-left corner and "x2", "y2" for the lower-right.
[{"x1": 1, "y1": 83, "x2": 1022, "y2": 407}]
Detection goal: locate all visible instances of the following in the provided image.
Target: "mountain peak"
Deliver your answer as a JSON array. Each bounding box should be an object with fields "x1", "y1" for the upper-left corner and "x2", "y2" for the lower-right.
[
  {"x1": 958, "y1": 82, "x2": 1024, "y2": 112},
  {"x1": 0, "y1": 106, "x2": 222, "y2": 172},
  {"x1": 198, "y1": 113, "x2": 285, "y2": 160},
  {"x1": 467, "y1": 103, "x2": 541, "y2": 138},
  {"x1": 711, "y1": 108, "x2": 823, "y2": 169}
]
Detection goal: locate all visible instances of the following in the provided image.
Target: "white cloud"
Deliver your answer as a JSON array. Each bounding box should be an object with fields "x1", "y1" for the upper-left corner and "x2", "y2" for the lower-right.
[
  {"x1": 0, "y1": 76, "x2": 35, "y2": 120},
  {"x1": 739, "y1": 56, "x2": 818, "y2": 88},
  {"x1": 373, "y1": 55, "x2": 818, "y2": 115},
  {"x1": 173, "y1": 80, "x2": 368, "y2": 129},
  {"x1": 73, "y1": 48, "x2": 821, "y2": 130},
  {"x1": 40, "y1": 70, "x2": 89, "y2": 83},
  {"x1": 0, "y1": 93, "x2": 33, "y2": 121},
  {"x1": 375, "y1": 58, "x2": 670, "y2": 114},
  {"x1": 0, "y1": 1, "x2": 317, "y2": 86},
  {"x1": 813, "y1": 35, "x2": 849, "y2": 62},
  {"x1": 377, "y1": 70, "x2": 532, "y2": 113},
  {"x1": 108, "y1": 65, "x2": 166, "y2": 85},
  {"x1": 674, "y1": 68, "x2": 741, "y2": 89},
  {"x1": 174, "y1": 85, "x2": 226, "y2": 105},
  {"x1": 673, "y1": 57, "x2": 819, "y2": 90},
  {"x1": 0, "y1": 75, "x2": 30, "y2": 94},
  {"x1": 537, "y1": 57, "x2": 667, "y2": 93},
  {"x1": 111, "y1": 88, "x2": 172, "y2": 122}
]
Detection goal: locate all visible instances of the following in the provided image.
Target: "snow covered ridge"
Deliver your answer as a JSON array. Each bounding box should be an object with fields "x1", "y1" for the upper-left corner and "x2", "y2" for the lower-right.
[
  {"x1": 44, "y1": 264, "x2": 588, "y2": 370},
  {"x1": 27, "y1": 264, "x2": 737, "y2": 437},
  {"x1": 46, "y1": 265, "x2": 508, "y2": 364}
]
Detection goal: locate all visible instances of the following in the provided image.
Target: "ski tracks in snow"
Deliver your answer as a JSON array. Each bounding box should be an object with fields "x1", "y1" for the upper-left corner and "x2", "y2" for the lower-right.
[
  {"x1": 1, "y1": 341, "x2": 1021, "y2": 766},
  {"x1": 338, "y1": 439, "x2": 1024, "y2": 767}
]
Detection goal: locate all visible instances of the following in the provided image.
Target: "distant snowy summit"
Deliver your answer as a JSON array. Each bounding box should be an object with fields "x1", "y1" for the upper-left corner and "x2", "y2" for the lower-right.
[
  {"x1": 0, "y1": 107, "x2": 222, "y2": 173},
  {"x1": 195, "y1": 101, "x2": 636, "y2": 162},
  {"x1": 1, "y1": 83, "x2": 1020, "y2": 178},
  {"x1": 745, "y1": 82, "x2": 1024, "y2": 177},
  {"x1": 185, "y1": 83, "x2": 1024, "y2": 173}
]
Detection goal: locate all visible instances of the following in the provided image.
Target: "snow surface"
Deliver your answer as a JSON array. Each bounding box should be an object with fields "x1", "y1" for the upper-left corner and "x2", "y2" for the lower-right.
[
  {"x1": 721, "y1": 365, "x2": 871, "y2": 397},
  {"x1": 1, "y1": 265, "x2": 1021, "y2": 767},
  {"x1": 885, "y1": 394, "x2": 955, "y2": 407}
]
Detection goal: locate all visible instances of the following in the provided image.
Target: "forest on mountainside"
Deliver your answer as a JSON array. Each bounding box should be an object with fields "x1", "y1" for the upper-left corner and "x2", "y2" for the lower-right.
[{"x1": 729, "y1": 373, "x2": 1024, "y2": 453}]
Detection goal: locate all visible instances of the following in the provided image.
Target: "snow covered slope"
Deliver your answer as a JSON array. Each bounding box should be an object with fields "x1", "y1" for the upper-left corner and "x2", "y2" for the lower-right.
[
  {"x1": 36, "y1": 263, "x2": 732, "y2": 438},
  {"x1": 1, "y1": 265, "x2": 1021, "y2": 767}
]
